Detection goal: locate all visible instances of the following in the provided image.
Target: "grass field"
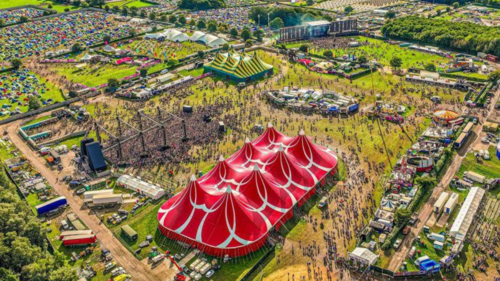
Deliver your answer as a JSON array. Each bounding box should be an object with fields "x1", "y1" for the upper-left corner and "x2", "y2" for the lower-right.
[
  {"x1": 50, "y1": 63, "x2": 138, "y2": 88},
  {"x1": 287, "y1": 37, "x2": 451, "y2": 70},
  {"x1": 105, "y1": 0, "x2": 155, "y2": 8},
  {"x1": 0, "y1": 0, "x2": 80, "y2": 13},
  {"x1": 458, "y1": 146, "x2": 500, "y2": 180}
]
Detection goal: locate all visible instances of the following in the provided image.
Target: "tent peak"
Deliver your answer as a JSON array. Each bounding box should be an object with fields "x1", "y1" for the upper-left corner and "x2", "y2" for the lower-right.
[
  {"x1": 218, "y1": 155, "x2": 225, "y2": 162},
  {"x1": 299, "y1": 129, "x2": 305, "y2": 136},
  {"x1": 225, "y1": 185, "x2": 232, "y2": 194},
  {"x1": 253, "y1": 164, "x2": 260, "y2": 171},
  {"x1": 245, "y1": 137, "x2": 251, "y2": 143},
  {"x1": 190, "y1": 174, "x2": 196, "y2": 181},
  {"x1": 267, "y1": 122, "x2": 273, "y2": 128},
  {"x1": 279, "y1": 144, "x2": 284, "y2": 152}
]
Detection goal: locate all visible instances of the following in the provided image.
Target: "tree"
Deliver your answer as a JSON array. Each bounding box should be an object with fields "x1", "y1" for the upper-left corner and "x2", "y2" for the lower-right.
[
  {"x1": 488, "y1": 70, "x2": 500, "y2": 83},
  {"x1": 385, "y1": 10, "x2": 396, "y2": 19},
  {"x1": 229, "y1": 28, "x2": 238, "y2": 38},
  {"x1": 197, "y1": 51, "x2": 205, "y2": 59},
  {"x1": 73, "y1": 0, "x2": 81, "y2": 6},
  {"x1": 269, "y1": 17, "x2": 284, "y2": 30},
  {"x1": 149, "y1": 13, "x2": 156, "y2": 21},
  {"x1": 0, "y1": 19, "x2": 4, "y2": 27},
  {"x1": 68, "y1": 91, "x2": 77, "y2": 98},
  {"x1": 140, "y1": 10, "x2": 147, "y2": 18},
  {"x1": 197, "y1": 20, "x2": 206, "y2": 29},
  {"x1": 390, "y1": 56, "x2": 402, "y2": 69},
  {"x1": 240, "y1": 28, "x2": 251, "y2": 41},
  {"x1": 107, "y1": 78, "x2": 119, "y2": 92},
  {"x1": 28, "y1": 96, "x2": 41, "y2": 110},
  {"x1": 299, "y1": 44, "x2": 309, "y2": 53},
  {"x1": 357, "y1": 56, "x2": 368, "y2": 64},
  {"x1": 103, "y1": 35, "x2": 111, "y2": 44},
  {"x1": 178, "y1": 15, "x2": 187, "y2": 25},
  {"x1": 323, "y1": 50, "x2": 332, "y2": 58},
  {"x1": 71, "y1": 43, "x2": 82, "y2": 53},
  {"x1": 453, "y1": 2, "x2": 459, "y2": 8},
  {"x1": 140, "y1": 68, "x2": 148, "y2": 78},
  {"x1": 169, "y1": 15, "x2": 177, "y2": 23},
  {"x1": 253, "y1": 29, "x2": 263, "y2": 42},
  {"x1": 49, "y1": 266, "x2": 77, "y2": 281},
  {"x1": 248, "y1": 6, "x2": 269, "y2": 26},
  {"x1": 207, "y1": 22, "x2": 217, "y2": 33},
  {"x1": 394, "y1": 209, "x2": 412, "y2": 226},
  {"x1": 112, "y1": 6, "x2": 119, "y2": 13},
  {"x1": 178, "y1": 0, "x2": 225, "y2": 10},
  {"x1": 344, "y1": 5, "x2": 354, "y2": 14},
  {"x1": 306, "y1": 0, "x2": 314, "y2": 5},
  {"x1": 245, "y1": 39, "x2": 253, "y2": 47},
  {"x1": 425, "y1": 63, "x2": 436, "y2": 72},
  {"x1": 121, "y1": 7, "x2": 128, "y2": 16},
  {"x1": 104, "y1": 5, "x2": 110, "y2": 12},
  {"x1": 416, "y1": 176, "x2": 437, "y2": 191},
  {"x1": 19, "y1": 16, "x2": 28, "y2": 23},
  {"x1": 48, "y1": 4, "x2": 53, "y2": 8},
  {"x1": 222, "y1": 43, "x2": 229, "y2": 51},
  {"x1": 11, "y1": 59, "x2": 22, "y2": 70}
]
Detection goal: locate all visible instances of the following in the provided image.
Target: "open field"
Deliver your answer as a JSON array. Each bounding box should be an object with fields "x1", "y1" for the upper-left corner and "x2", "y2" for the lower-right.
[
  {"x1": 119, "y1": 40, "x2": 209, "y2": 62},
  {"x1": 48, "y1": 63, "x2": 138, "y2": 88},
  {"x1": 458, "y1": 146, "x2": 500, "y2": 180}
]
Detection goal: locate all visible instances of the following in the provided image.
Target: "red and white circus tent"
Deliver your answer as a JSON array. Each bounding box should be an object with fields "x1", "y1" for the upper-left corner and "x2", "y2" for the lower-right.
[{"x1": 157, "y1": 123, "x2": 338, "y2": 257}]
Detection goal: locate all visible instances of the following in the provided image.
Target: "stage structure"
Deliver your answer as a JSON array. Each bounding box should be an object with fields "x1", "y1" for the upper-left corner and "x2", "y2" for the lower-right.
[
  {"x1": 278, "y1": 19, "x2": 358, "y2": 43},
  {"x1": 93, "y1": 107, "x2": 190, "y2": 165}
]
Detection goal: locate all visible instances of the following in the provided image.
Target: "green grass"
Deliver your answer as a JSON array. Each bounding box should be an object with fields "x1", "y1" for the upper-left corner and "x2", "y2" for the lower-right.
[
  {"x1": 23, "y1": 115, "x2": 53, "y2": 126},
  {"x1": 0, "y1": 0, "x2": 80, "y2": 13},
  {"x1": 126, "y1": 0, "x2": 155, "y2": 8},
  {"x1": 287, "y1": 36, "x2": 451, "y2": 70},
  {"x1": 55, "y1": 131, "x2": 96, "y2": 149},
  {"x1": 50, "y1": 63, "x2": 138, "y2": 88},
  {"x1": 120, "y1": 40, "x2": 208, "y2": 61},
  {"x1": 178, "y1": 67, "x2": 205, "y2": 77},
  {"x1": 458, "y1": 146, "x2": 500, "y2": 180}
]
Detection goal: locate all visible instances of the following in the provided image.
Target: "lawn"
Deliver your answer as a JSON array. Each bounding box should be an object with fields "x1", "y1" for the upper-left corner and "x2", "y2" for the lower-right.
[
  {"x1": 458, "y1": 146, "x2": 500, "y2": 180},
  {"x1": 0, "y1": 0, "x2": 80, "y2": 13},
  {"x1": 105, "y1": 0, "x2": 155, "y2": 8},
  {"x1": 23, "y1": 115, "x2": 53, "y2": 126},
  {"x1": 50, "y1": 63, "x2": 138, "y2": 88},
  {"x1": 287, "y1": 36, "x2": 451, "y2": 70}
]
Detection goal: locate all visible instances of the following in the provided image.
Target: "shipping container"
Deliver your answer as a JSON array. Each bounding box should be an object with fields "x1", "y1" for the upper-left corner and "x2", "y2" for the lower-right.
[
  {"x1": 464, "y1": 171, "x2": 485, "y2": 183},
  {"x1": 35, "y1": 196, "x2": 67, "y2": 216},
  {"x1": 92, "y1": 194, "x2": 123, "y2": 205},
  {"x1": 60, "y1": 230, "x2": 93, "y2": 239},
  {"x1": 427, "y1": 233, "x2": 445, "y2": 242},
  {"x1": 84, "y1": 189, "x2": 114, "y2": 200},
  {"x1": 433, "y1": 192, "x2": 450, "y2": 213},
  {"x1": 62, "y1": 234, "x2": 96, "y2": 246},
  {"x1": 444, "y1": 193, "x2": 459, "y2": 214}
]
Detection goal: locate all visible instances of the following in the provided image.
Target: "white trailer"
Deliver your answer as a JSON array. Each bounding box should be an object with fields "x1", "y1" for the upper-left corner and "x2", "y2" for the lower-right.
[
  {"x1": 84, "y1": 189, "x2": 114, "y2": 200},
  {"x1": 433, "y1": 192, "x2": 450, "y2": 213},
  {"x1": 444, "y1": 193, "x2": 459, "y2": 214},
  {"x1": 464, "y1": 171, "x2": 485, "y2": 183},
  {"x1": 91, "y1": 194, "x2": 123, "y2": 205}
]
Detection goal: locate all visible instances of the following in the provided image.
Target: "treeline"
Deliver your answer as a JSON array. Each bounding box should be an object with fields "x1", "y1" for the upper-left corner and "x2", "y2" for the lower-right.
[
  {"x1": 475, "y1": 0, "x2": 500, "y2": 7},
  {"x1": 178, "y1": 0, "x2": 225, "y2": 10},
  {"x1": 248, "y1": 6, "x2": 332, "y2": 27},
  {"x1": 381, "y1": 16, "x2": 500, "y2": 57},
  {"x1": 0, "y1": 167, "x2": 76, "y2": 281},
  {"x1": 418, "y1": 0, "x2": 467, "y2": 4}
]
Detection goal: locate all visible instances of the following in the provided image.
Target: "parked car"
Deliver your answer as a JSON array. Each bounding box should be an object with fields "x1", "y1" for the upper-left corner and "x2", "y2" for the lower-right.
[
  {"x1": 205, "y1": 270, "x2": 215, "y2": 278},
  {"x1": 76, "y1": 188, "x2": 86, "y2": 195},
  {"x1": 393, "y1": 238, "x2": 402, "y2": 249}
]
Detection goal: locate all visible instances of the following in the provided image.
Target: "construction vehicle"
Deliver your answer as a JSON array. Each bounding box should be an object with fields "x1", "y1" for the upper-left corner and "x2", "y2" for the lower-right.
[{"x1": 168, "y1": 254, "x2": 187, "y2": 281}]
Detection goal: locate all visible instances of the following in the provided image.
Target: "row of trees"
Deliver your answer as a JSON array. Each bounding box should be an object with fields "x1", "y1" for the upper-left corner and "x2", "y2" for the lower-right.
[
  {"x1": 381, "y1": 16, "x2": 500, "y2": 57},
  {"x1": 0, "y1": 167, "x2": 76, "y2": 281},
  {"x1": 178, "y1": 0, "x2": 225, "y2": 10},
  {"x1": 248, "y1": 6, "x2": 332, "y2": 28}
]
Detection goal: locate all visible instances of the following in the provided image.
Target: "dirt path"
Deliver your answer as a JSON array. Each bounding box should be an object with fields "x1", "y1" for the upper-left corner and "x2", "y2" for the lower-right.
[
  {"x1": 3, "y1": 120, "x2": 176, "y2": 281},
  {"x1": 387, "y1": 87, "x2": 500, "y2": 272}
]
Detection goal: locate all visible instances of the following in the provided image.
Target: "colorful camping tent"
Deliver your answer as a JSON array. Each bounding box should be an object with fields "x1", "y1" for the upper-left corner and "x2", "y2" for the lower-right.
[
  {"x1": 157, "y1": 124, "x2": 338, "y2": 257},
  {"x1": 204, "y1": 50, "x2": 273, "y2": 82}
]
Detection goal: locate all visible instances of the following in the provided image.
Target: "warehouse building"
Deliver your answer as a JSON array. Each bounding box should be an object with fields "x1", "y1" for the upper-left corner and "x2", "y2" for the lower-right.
[{"x1": 450, "y1": 187, "x2": 485, "y2": 240}]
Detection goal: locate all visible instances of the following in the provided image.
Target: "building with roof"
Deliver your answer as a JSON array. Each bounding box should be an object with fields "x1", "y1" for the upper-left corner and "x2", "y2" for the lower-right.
[
  {"x1": 117, "y1": 174, "x2": 166, "y2": 200},
  {"x1": 204, "y1": 50, "x2": 273, "y2": 82},
  {"x1": 349, "y1": 247, "x2": 379, "y2": 266},
  {"x1": 450, "y1": 186, "x2": 485, "y2": 240},
  {"x1": 157, "y1": 124, "x2": 338, "y2": 257}
]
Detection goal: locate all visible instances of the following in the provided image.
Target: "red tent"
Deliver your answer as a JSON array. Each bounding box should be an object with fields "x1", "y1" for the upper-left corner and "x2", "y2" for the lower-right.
[{"x1": 158, "y1": 124, "x2": 338, "y2": 257}]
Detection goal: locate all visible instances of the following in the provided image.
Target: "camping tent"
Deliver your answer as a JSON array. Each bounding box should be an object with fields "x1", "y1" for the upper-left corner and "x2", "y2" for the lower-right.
[{"x1": 349, "y1": 247, "x2": 379, "y2": 266}]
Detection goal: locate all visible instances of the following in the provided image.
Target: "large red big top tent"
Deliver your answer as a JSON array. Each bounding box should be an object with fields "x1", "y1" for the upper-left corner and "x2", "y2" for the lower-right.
[{"x1": 157, "y1": 123, "x2": 338, "y2": 257}]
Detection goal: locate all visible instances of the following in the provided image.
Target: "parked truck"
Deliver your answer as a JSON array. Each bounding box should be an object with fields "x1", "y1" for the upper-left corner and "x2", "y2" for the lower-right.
[
  {"x1": 91, "y1": 194, "x2": 123, "y2": 206},
  {"x1": 60, "y1": 230, "x2": 93, "y2": 239},
  {"x1": 62, "y1": 234, "x2": 97, "y2": 247},
  {"x1": 35, "y1": 196, "x2": 67, "y2": 216},
  {"x1": 464, "y1": 171, "x2": 485, "y2": 183}
]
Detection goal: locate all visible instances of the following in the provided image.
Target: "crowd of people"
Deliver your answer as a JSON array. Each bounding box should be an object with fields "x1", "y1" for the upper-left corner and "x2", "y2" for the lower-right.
[
  {"x1": 0, "y1": 7, "x2": 45, "y2": 25},
  {"x1": 0, "y1": 11, "x2": 136, "y2": 61}
]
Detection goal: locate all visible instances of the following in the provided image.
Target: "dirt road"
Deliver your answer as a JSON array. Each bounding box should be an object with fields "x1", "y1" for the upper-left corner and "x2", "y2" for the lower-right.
[
  {"x1": 387, "y1": 87, "x2": 500, "y2": 272},
  {"x1": 4, "y1": 120, "x2": 176, "y2": 281}
]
